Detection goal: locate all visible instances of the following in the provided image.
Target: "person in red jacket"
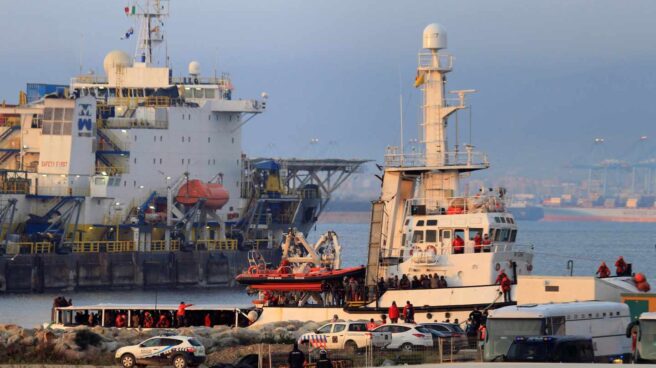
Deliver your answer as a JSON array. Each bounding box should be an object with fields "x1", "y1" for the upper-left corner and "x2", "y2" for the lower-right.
[
  {"x1": 452, "y1": 235, "x2": 465, "y2": 254},
  {"x1": 115, "y1": 313, "x2": 127, "y2": 328},
  {"x1": 596, "y1": 262, "x2": 611, "y2": 278},
  {"x1": 495, "y1": 270, "x2": 508, "y2": 285},
  {"x1": 500, "y1": 275, "x2": 512, "y2": 303},
  {"x1": 473, "y1": 232, "x2": 483, "y2": 253},
  {"x1": 156, "y1": 313, "x2": 171, "y2": 328},
  {"x1": 388, "y1": 301, "x2": 400, "y2": 323},
  {"x1": 204, "y1": 313, "x2": 212, "y2": 327},
  {"x1": 143, "y1": 312, "x2": 154, "y2": 328},
  {"x1": 177, "y1": 301, "x2": 194, "y2": 327},
  {"x1": 615, "y1": 256, "x2": 627, "y2": 276}
]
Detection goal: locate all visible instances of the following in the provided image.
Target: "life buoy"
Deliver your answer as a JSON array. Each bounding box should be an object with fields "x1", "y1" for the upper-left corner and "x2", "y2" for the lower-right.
[{"x1": 634, "y1": 273, "x2": 646, "y2": 283}]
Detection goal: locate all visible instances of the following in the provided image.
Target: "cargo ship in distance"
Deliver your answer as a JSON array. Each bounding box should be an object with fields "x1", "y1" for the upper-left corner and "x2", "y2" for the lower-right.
[{"x1": 0, "y1": 1, "x2": 366, "y2": 293}]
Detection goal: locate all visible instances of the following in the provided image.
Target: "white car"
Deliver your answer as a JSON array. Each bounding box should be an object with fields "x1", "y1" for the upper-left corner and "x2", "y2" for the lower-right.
[
  {"x1": 299, "y1": 321, "x2": 392, "y2": 352},
  {"x1": 371, "y1": 323, "x2": 434, "y2": 352},
  {"x1": 115, "y1": 335, "x2": 206, "y2": 368}
]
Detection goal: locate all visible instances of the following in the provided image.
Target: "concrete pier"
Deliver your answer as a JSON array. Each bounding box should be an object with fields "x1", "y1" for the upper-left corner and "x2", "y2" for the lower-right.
[{"x1": 0, "y1": 249, "x2": 280, "y2": 293}]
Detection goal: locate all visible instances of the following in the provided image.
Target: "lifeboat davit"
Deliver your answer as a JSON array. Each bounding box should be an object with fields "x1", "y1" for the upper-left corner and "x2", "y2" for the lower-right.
[{"x1": 176, "y1": 179, "x2": 229, "y2": 209}]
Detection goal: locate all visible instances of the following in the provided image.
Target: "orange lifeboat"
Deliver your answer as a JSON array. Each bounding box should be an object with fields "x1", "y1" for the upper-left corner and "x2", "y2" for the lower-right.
[{"x1": 176, "y1": 179, "x2": 230, "y2": 209}]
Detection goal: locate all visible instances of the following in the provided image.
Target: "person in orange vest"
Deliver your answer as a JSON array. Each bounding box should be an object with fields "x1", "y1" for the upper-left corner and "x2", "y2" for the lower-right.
[
  {"x1": 366, "y1": 318, "x2": 377, "y2": 331},
  {"x1": 388, "y1": 301, "x2": 400, "y2": 323},
  {"x1": 596, "y1": 262, "x2": 611, "y2": 278},
  {"x1": 452, "y1": 235, "x2": 465, "y2": 254},
  {"x1": 500, "y1": 275, "x2": 512, "y2": 302},
  {"x1": 473, "y1": 232, "x2": 483, "y2": 253},
  {"x1": 143, "y1": 312, "x2": 154, "y2": 328},
  {"x1": 204, "y1": 313, "x2": 212, "y2": 327},
  {"x1": 615, "y1": 256, "x2": 628, "y2": 276},
  {"x1": 176, "y1": 301, "x2": 194, "y2": 327},
  {"x1": 495, "y1": 270, "x2": 508, "y2": 285}
]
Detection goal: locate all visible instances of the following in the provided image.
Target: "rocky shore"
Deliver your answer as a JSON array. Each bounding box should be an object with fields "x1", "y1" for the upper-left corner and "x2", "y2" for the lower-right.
[{"x1": 0, "y1": 321, "x2": 321, "y2": 365}]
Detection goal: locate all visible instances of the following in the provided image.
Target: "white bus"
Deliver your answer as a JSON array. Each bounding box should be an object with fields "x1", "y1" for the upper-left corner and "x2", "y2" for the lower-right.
[
  {"x1": 635, "y1": 312, "x2": 656, "y2": 363},
  {"x1": 484, "y1": 301, "x2": 631, "y2": 362}
]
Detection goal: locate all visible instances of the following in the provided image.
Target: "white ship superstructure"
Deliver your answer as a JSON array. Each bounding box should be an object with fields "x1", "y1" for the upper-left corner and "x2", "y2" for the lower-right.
[
  {"x1": 0, "y1": 1, "x2": 266, "y2": 252},
  {"x1": 252, "y1": 23, "x2": 535, "y2": 325}
]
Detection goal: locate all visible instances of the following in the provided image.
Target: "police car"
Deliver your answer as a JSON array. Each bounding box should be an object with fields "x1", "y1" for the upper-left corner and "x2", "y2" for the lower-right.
[{"x1": 115, "y1": 335, "x2": 205, "y2": 368}]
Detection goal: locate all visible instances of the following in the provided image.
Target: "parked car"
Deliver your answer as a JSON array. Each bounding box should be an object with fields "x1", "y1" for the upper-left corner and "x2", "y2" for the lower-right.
[
  {"x1": 298, "y1": 321, "x2": 391, "y2": 353},
  {"x1": 502, "y1": 336, "x2": 595, "y2": 363},
  {"x1": 420, "y1": 323, "x2": 467, "y2": 351},
  {"x1": 115, "y1": 335, "x2": 206, "y2": 368},
  {"x1": 371, "y1": 323, "x2": 433, "y2": 352}
]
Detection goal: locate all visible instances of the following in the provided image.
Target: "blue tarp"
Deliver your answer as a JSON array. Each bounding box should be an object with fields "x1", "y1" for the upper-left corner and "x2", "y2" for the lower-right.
[{"x1": 254, "y1": 160, "x2": 280, "y2": 171}]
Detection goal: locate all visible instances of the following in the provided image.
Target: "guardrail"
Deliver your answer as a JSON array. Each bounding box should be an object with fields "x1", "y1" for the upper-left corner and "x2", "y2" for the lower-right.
[
  {"x1": 404, "y1": 195, "x2": 507, "y2": 215},
  {"x1": 5, "y1": 242, "x2": 52, "y2": 255},
  {"x1": 384, "y1": 148, "x2": 489, "y2": 168}
]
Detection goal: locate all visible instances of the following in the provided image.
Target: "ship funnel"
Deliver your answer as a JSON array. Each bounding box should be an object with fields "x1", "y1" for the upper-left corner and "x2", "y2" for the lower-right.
[{"x1": 423, "y1": 23, "x2": 447, "y2": 50}]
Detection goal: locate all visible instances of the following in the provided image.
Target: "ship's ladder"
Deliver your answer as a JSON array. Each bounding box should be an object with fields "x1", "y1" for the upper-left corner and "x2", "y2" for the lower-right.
[{"x1": 365, "y1": 200, "x2": 386, "y2": 290}]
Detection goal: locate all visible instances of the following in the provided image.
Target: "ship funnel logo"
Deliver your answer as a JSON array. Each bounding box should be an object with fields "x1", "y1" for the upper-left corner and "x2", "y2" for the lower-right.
[{"x1": 76, "y1": 99, "x2": 95, "y2": 137}]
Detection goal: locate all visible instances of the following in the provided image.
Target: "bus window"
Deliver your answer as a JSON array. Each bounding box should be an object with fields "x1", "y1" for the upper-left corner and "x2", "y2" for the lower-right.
[
  {"x1": 426, "y1": 230, "x2": 437, "y2": 242},
  {"x1": 412, "y1": 231, "x2": 424, "y2": 243}
]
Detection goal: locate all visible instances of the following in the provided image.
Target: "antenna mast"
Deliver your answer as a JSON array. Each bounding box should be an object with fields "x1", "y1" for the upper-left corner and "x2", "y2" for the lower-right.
[{"x1": 129, "y1": 0, "x2": 169, "y2": 65}]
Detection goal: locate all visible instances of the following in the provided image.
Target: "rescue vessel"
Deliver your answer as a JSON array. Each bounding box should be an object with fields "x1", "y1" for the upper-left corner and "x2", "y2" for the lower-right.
[{"x1": 241, "y1": 23, "x2": 535, "y2": 325}]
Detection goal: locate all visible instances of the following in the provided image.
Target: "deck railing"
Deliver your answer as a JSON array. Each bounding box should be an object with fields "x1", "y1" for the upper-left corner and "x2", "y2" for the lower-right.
[{"x1": 384, "y1": 147, "x2": 489, "y2": 169}]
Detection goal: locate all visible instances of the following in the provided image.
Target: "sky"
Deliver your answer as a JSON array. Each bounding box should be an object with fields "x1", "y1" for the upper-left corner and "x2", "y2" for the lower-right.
[{"x1": 2, "y1": 0, "x2": 656, "y2": 186}]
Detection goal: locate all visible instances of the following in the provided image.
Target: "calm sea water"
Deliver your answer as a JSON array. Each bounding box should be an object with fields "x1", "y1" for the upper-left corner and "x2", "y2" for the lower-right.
[{"x1": 1, "y1": 221, "x2": 655, "y2": 327}]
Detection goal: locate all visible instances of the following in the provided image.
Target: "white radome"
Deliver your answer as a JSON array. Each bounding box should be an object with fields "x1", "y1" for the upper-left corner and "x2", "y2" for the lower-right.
[
  {"x1": 423, "y1": 23, "x2": 447, "y2": 50},
  {"x1": 102, "y1": 50, "x2": 132, "y2": 74},
  {"x1": 189, "y1": 61, "x2": 201, "y2": 76}
]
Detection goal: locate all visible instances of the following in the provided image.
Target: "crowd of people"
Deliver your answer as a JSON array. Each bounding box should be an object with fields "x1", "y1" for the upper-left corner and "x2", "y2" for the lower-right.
[
  {"x1": 377, "y1": 273, "x2": 449, "y2": 293},
  {"x1": 57, "y1": 300, "x2": 244, "y2": 328}
]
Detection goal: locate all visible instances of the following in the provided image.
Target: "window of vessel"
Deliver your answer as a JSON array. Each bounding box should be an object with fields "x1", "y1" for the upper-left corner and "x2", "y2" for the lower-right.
[
  {"x1": 469, "y1": 228, "x2": 483, "y2": 241},
  {"x1": 43, "y1": 108, "x2": 54, "y2": 121},
  {"x1": 184, "y1": 88, "x2": 193, "y2": 98},
  {"x1": 54, "y1": 108, "x2": 64, "y2": 122},
  {"x1": 427, "y1": 219, "x2": 437, "y2": 226},
  {"x1": 63, "y1": 108, "x2": 73, "y2": 121},
  {"x1": 208, "y1": 137, "x2": 211, "y2": 143},
  {"x1": 62, "y1": 122, "x2": 71, "y2": 135},
  {"x1": 32, "y1": 114, "x2": 42, "y2": 128},
  {"x1": 500, "y1": 217, "x2": 507, "y2": 223},
  {"x1": 159, "y1": 158, "x2": 162, "y2": 164},
  {"x1": 404, "y1": 219, "x2": 410, "y2": 226},
  {"x1": 205, "y1": 88, "x2": 215, "y2": 99},
  {"x1": 509, "y1": 230, "x2": 517, "y2": 242},
  {"x1": 416, "y1": 220, "x2": 424, "y2": 227},
  {"x1": 426, "y1": 230, "x2": 437, "y2": 242},
  {"x1": 232, "y1": 137, "x2": 235, "y2": 144},
  {"x1": 193, "y1": 88, "x2": 204, "y2": 98},
  {"x1": 412, "y1": 230, "x2": 424, "y2": 243},
  {"x1": 494, "y1": 217, "x2": 500, "y2": 223},
  {"x1": 153, "y1": 158, "x2": 156, "y2": 165}
]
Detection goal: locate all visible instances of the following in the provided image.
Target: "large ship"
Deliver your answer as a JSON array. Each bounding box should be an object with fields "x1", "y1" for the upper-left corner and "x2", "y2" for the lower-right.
[
  {"x1": 243, "y1": 23, "x2": 536, "y2": 325},
  {"x1": 0, "y1": 1, "x2": 365, "y2": 293}
]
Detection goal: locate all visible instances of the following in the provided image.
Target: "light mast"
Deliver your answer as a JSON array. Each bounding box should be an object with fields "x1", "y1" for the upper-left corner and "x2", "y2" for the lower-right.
[{"x1": 130, "y1": 0, "x2": 169, "y2": 65}]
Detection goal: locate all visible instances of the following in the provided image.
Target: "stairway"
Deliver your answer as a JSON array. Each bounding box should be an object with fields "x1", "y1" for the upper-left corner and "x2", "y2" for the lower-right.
[{"x1": 364, "y1": 201, "x2": 385, "y2": 289}]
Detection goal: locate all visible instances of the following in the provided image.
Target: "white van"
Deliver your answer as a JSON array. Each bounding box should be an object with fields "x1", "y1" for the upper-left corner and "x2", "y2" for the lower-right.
[
  {"x1": 484, "y1": 301, "x2": 631, "y2": 362},
  {"x1": 634, "y1": 312, "x2": 656, "y2": 363}
]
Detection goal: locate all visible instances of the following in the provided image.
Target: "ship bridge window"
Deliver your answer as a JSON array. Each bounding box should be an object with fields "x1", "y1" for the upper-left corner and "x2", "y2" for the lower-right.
[
  {"x1": 426, "y1": 230, "x2": 437, "y2": 242},
  {"x1": 31, "y1": 114, "x2": 42, "y2": 128},
  {"x1": 510, "y1": 229, "x2": 517, "y2": 242},
  {"x1": 404, "y1": 219, "x2": 410, "y2": 226},
  {"x1": 499, "y1": 228, "x2": 510, "y2": 242},
  {"x1": 494, "y1": 217, "x2": 500, "y2": 223},
  {"x1": 412, "y1": 230, "x2": 424, "y2": 243},
  {"x1": 43, "y1": 108, "x2": 53, "y2": 121},
  {"x1": 193, "y1": 88, "x2": 204, "y2": 98},
  {"x1": 454, "y1": 229, "x2": 465, "y2": 242},
  {"x1": 427, "y1": 219, "x2": 437, "y2": 226},
  {"x1": 416, "y1": 220, "x2": 424, "y2": 227},
  {"x1": 440, "y1": 229, "x2": 451, "y2": 242},
  {"x1": 469, "y1": 228, "x2": 483, "y2": 242},
  {"x1": 184, "y1": 88, "x2": 193, "y2": 98},
  {"x1": 109, "y1": 88, "x2": 116, "y2": 97},
  {"x1": 205, "y1": 88, "x2": 215, "y2": 99},
  {"x1": 500, "y1": 217, "x2": 507, "y2": 223}
]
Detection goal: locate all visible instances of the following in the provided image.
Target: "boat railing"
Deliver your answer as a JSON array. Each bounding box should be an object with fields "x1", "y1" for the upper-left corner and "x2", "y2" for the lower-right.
[
  {"x1": 405, "y1": 195, "x2": 508, "y2": 216},
  {"x1": 384, "y1": 146, "x2": 489, "y2": 169},
  {"x1": 35, "y1": 185, "x2": 91, "y2": 197},
  {"x1": 382, "y1": 241, "x2": 531, "y2": 260},
  {"x1": 5, "y1": 242, "x2": 52, "y2": 255},
  {"x1": 418, "y1": 52, "x2": 453, "y2": 71}
]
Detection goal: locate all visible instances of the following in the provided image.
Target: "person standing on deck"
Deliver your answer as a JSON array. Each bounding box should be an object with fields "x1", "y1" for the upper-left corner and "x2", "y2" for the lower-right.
[
  {"x1": 403, "y1": 301, "x2": 415, "y2": 323},
  {"x1": 388, "y1": 301, "x2": 400, "y2": 323},
  {"x1": 596, "y1": 262, "x2": 611, "y2": 278},
  {"x1": 176, "y1": 302, "x2": 193, "y2": 327},
  {"x1": 615, "y1": 256, "x2": 628, "y2": 276}
]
